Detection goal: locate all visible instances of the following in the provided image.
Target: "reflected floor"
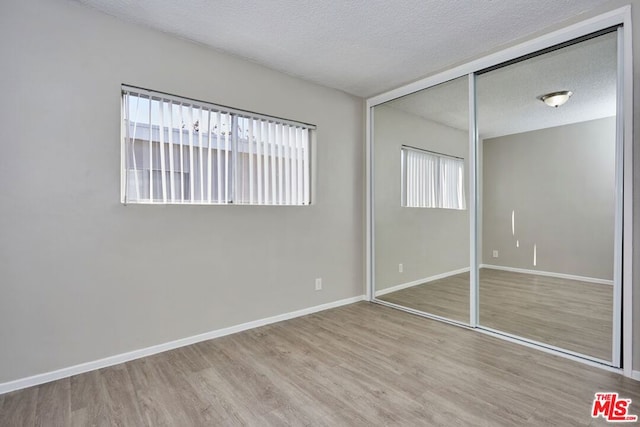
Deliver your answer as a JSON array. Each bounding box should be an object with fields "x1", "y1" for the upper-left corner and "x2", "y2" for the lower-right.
[
  {"x1": 377, "y1": 268, "x2": 613, "y2": 361},
  {"x1": 377, "y1": 272, "x2": 471, "y2": 323}
]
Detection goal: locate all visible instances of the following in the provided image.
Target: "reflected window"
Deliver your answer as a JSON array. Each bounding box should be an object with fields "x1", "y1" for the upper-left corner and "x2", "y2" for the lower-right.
[{"x1": 401, "y1": 146, "x2": 466, "y2": 210}]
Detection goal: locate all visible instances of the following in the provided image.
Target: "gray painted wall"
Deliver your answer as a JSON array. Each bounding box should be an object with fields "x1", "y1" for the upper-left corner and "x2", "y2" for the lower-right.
[
  {"x1": 482, "y1": 117, "x2": 616, "y2": 280},
  {"x1": 373, "y1": 105, "x2": 469, "y2": 292},
  {"x1": 0, "y1": 0, "x2": 363, "y2": 383},
  {"x1": 1, "y1": 0, "x2": 639, "y2": 382}
]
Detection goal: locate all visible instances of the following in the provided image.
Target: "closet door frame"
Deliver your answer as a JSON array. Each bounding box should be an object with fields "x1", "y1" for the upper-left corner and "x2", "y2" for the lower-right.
[{"x1": 365, "y1": 6, "x2": 633, "y2": 377}]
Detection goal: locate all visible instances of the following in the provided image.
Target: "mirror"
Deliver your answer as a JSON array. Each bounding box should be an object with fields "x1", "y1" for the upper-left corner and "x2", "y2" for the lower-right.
[
  {"x1": 476, "y1": 31, "x2": 618, "y2": 361},
  {"x1": 373, "y1": 76, "x2": 471, "y2": 324}
]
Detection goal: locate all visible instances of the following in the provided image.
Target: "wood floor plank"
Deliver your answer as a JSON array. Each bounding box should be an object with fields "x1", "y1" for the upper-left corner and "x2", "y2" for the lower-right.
[
  {"x1": 246, "y1": 328, "x2": 386, "y2": 424},
  {"x1": 0, "y1": 386, "x2": 38, "y2": 427},
  {"x1": 227, "y1": 328, "x2": 335, "y2": 421},
  {"x1": 69, "y1": 370, "x2": 113, "y2": 426},
  {"x1": 1, "y1": 302, "x2": 638, "y2": 426},
  {"x1": 188, "y1": 366, "x2": 266, "y2": 425},
  {"x1": 99, "y1": 364, "x2": 145, "y2": 426},
  {"x1": 34, "y1": 378, "x2": 70, "y2": 427},
  {"x1": 69, "y1": 407, "x2": 90, "y2": 427},
  {"x1": 126, "y1": 356, "x2": 192, "y2": 426}
]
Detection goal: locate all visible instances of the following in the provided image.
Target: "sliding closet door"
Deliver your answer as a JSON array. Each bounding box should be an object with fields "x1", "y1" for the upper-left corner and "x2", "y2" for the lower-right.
[
  {"x1": 372, "y1": 76, "x2": 471, "y2": 324},
  {"x1": 475, "y1": 30, "x2": 619, "y2": 363}
]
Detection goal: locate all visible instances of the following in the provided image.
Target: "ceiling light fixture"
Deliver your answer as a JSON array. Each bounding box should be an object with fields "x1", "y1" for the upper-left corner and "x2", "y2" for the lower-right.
[{"x1": 540, "y1": 90, "x2": 573, "y2": 108}]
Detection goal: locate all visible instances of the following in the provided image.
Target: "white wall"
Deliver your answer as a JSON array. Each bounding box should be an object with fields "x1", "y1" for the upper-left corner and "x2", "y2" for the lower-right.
[
  {"x1": 373, "y1": 105, "x2": 469, "y2": 291},
  {"x1": 0, "y1": 0, "x2": 363, "y2": 383},
  {"x1": 482, "y1": 117, "x2": 616, "y2": 280}
]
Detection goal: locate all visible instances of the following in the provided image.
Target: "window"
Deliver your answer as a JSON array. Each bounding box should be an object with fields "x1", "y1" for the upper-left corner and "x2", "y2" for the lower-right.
[
  {"x1": 121, "y1": 86, "x2": 314, "y2": 205},
  {"x1": 401, "y1": 146, "x2": 466, "y2": 210}
]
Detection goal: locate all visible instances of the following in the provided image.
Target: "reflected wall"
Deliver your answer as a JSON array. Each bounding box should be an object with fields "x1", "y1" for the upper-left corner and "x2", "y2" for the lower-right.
[{"x1": 373, "y1": 76, "x2": 470, "y2": 324}]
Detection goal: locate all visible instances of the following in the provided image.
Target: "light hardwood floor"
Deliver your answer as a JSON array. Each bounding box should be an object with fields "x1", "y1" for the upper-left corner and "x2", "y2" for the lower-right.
[
  {"x1": 1, "y1": 302, "x2": 637, "y2": 426},
  {"x1": 378, "y1": 268, "x2": 613, "y2": 361}
]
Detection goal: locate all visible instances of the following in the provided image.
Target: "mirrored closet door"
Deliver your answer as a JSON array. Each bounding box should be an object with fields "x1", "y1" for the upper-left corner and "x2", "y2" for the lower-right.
[
  {"x1": 372, "y1": 76, "x2": 471, "y2": 325},
  {"x1": 369, "y1": 23, "x2": 626, "y2": 368},
  {"x1": 476, "y1": 29, "x2": 620, "y2": 363}
]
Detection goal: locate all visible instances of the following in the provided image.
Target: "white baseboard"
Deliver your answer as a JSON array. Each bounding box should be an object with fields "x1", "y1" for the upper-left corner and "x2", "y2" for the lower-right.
[
  {"x1": 375, "y1": 267, "x2": 470, "y2": 297},
  {"x1": 480, "y1": 264, "x2": 613, "y2": 286},
  {"x1": 0, "y1": 295, "x2": 365, "y2": 395},
  {"x1": 632, "y1": 370, "x2": 640, "y2": 381}
]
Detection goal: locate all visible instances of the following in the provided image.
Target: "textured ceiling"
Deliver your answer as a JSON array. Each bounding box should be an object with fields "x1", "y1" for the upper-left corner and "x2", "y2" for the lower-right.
[
  {"x1": 76, "y1": 0, "x2": 615, "y2": 98},
  {"x1": 385, "y1": 31, "x2": 617, "y2": 138}
]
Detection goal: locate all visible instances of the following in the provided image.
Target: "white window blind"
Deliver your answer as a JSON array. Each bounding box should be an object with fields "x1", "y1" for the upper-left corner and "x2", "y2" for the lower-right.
[
  {"x1": 401, "y1": 146, "x2": 466, "y2": 210},
  {"x1": 121, "y1": 86, "x2": 314, "y2": 205}
]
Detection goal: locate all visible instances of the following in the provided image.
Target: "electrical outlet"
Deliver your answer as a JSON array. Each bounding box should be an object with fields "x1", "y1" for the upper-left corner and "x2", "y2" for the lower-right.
[
  {"x1": 493, "y1": 250, "x2": 499, "y2": 258},
  {"x1": 398, "y1": 263, "x2": 403, "y2": 273},
  {"x1": 315, "y1": 278, "x2": 322, "y2": 291}
]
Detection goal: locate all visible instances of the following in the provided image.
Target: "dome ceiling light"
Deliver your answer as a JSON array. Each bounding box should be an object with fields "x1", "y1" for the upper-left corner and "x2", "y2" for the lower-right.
[{"x1": 540, "y1": 90, "x2": 573, "y2": 108}]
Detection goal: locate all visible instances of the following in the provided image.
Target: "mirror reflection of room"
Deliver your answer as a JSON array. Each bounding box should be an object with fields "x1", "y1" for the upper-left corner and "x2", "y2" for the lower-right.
[
  {"x1": 477, "y1": 31, "x2": 617, "y2": 362},
  {"x1": 373, "y1": 76, "x2": 470, "y2": 324},
  {"x1": 371, "y1": 30, "x2": 618, "y2": 363}
]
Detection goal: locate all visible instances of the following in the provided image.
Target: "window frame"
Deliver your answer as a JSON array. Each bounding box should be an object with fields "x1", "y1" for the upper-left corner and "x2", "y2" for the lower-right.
[{"x1": 120, "y1": 85, "x2": 316, "y2": 206}]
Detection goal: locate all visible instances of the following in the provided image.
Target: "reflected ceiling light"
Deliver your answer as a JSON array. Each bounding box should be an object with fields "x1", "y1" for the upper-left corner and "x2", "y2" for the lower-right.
[{"x1": 540, "y1": 90, "x2": 573, "y2": 108}]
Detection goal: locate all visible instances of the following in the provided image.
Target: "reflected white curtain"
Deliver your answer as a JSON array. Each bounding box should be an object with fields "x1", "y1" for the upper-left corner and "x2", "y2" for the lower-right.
[
  {"x1": 405, "y1": 149, "x2": 438, "y2": 208},
  {"x1": 402, "y1": 147, "x2": 466, "y2": 210},
  {"x1": 439, "y1": 156, "x2": 466, "y2": 210}
]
